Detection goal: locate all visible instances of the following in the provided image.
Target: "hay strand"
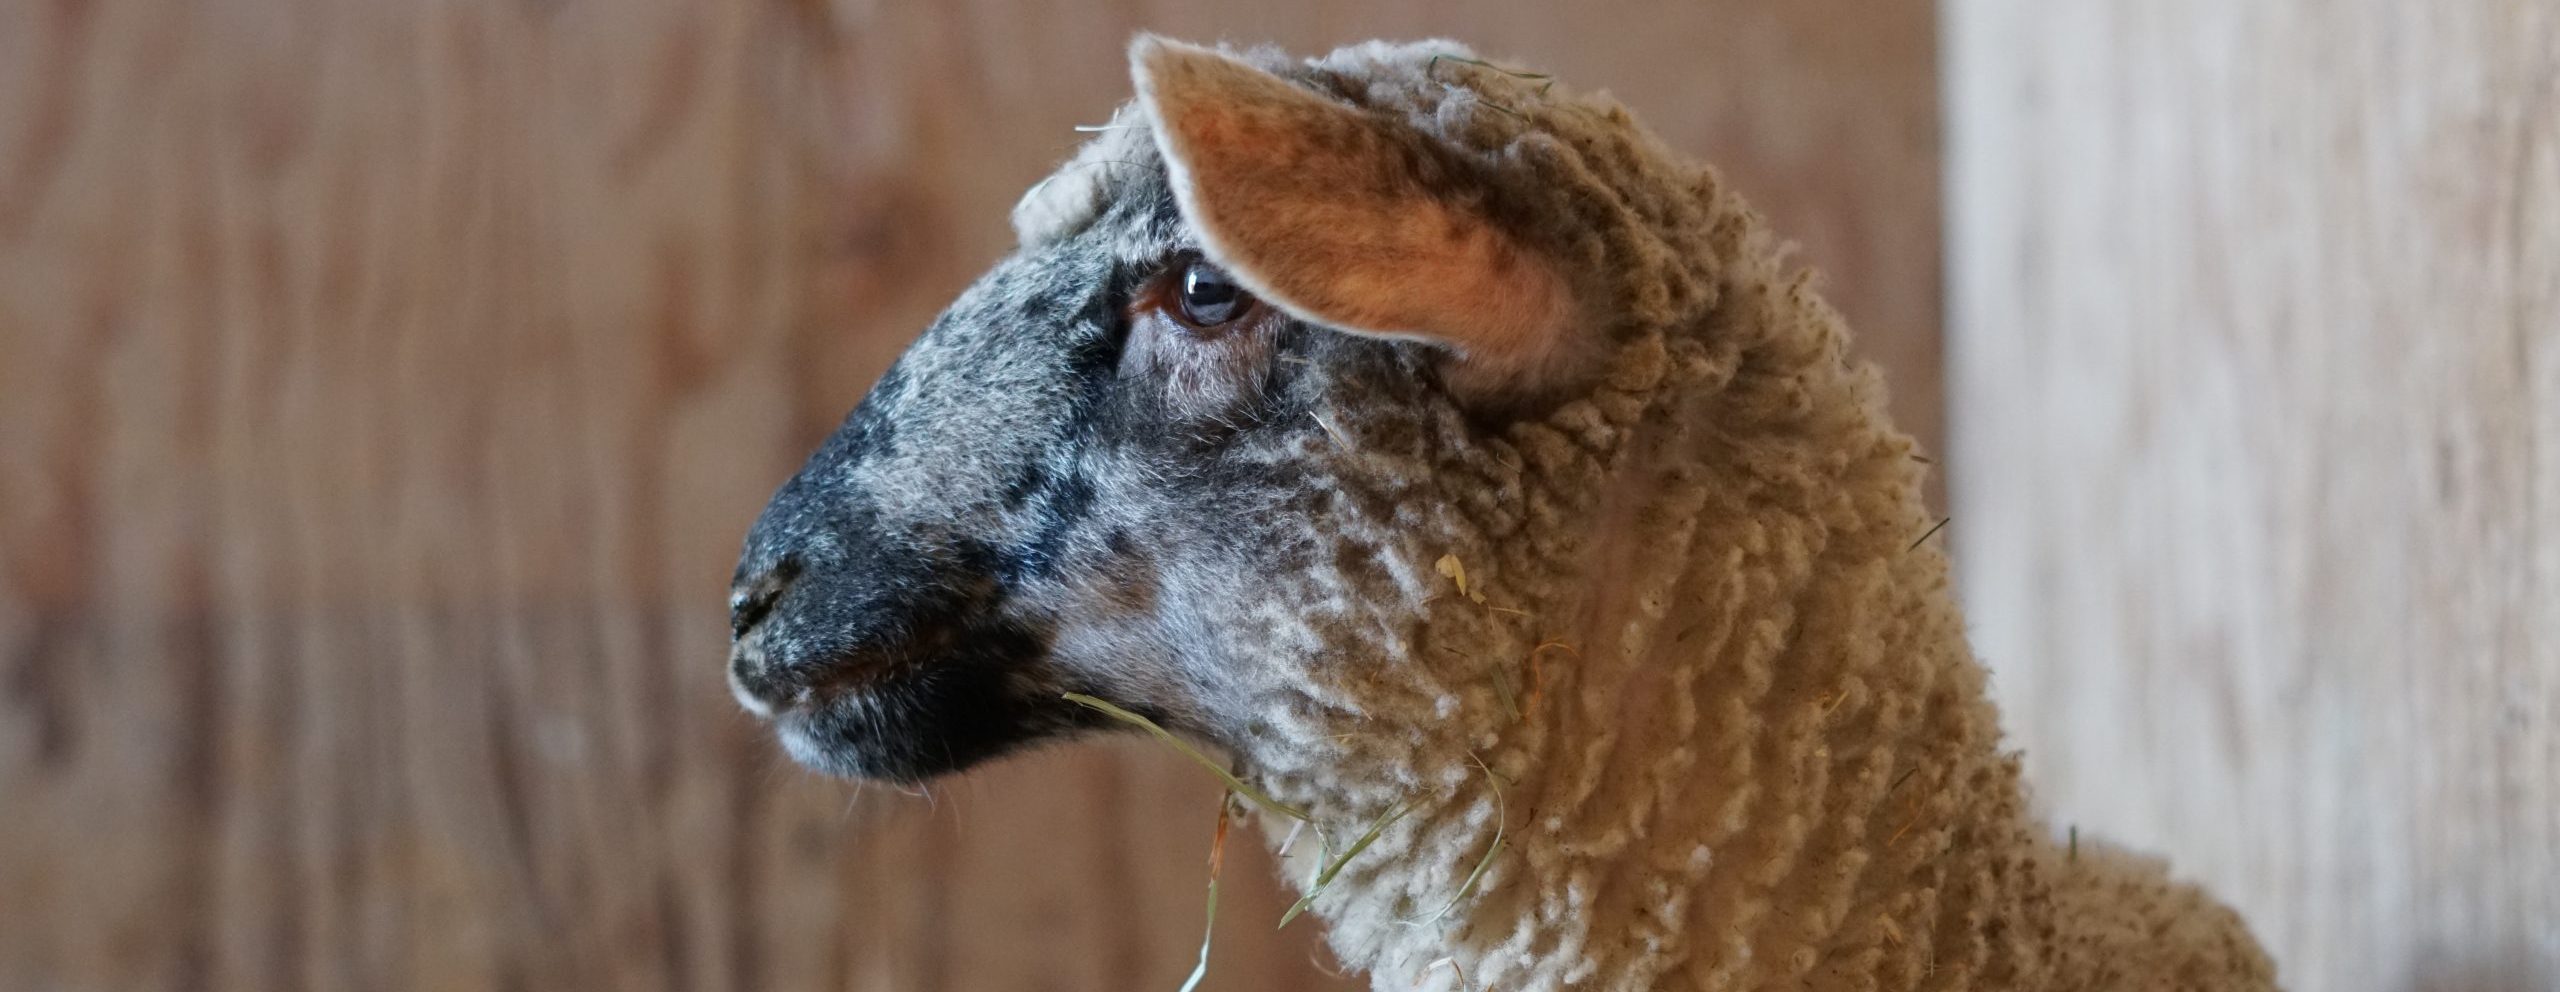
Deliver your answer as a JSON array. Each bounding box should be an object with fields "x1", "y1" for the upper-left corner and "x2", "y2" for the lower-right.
[
  {"x1": 1061, "y1": 692, "x2": 1396, "y2": 933},
  {"x1": 1489, "y1": 665, "x2": 1522, "y2": 722},
  {"x1": 1404, "y1": 752, "x2": 1509, "y2": 928},
  {"x1": 1427, "y1": 53, "x2": 1557, "y2": 92},
  {"x1": 1176, "y1": 796, "x2": 1234, "y2": 992},
  {"x1": 1424, "y1": 955, "x2": 1470, "y2": 990},
  {"x1": 1060, "y1": 693, "x2": 1311, "y2": 824},
  {"x1": 1280, "y1": 801, "x2": 1410, "y2": 929}
]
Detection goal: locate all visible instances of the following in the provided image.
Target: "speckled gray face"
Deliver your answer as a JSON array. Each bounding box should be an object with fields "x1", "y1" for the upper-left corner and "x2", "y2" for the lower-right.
[{"x1": 726, "y1": 151, "x2": 1448, "y2": 783}]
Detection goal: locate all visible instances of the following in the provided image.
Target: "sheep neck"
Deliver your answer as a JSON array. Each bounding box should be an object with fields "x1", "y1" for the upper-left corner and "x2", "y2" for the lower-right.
[{"x1": 1270, "y1": 326, "x2": 2054, "y2": 991}]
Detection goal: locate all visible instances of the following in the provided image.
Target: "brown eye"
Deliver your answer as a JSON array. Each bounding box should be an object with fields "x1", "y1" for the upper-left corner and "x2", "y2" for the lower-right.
[{"x1": 1174, "y1": 258, "x2": 1254, "y2": 327}]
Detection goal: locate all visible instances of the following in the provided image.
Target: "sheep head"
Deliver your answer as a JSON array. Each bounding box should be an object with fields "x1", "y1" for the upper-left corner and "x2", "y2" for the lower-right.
[{"x1": 728, "y1": 37, "x2": 1727, "y2": 789}]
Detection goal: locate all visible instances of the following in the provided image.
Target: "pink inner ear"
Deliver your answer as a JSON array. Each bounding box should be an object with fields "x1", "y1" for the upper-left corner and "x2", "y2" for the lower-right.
[{"x1": 1133, "y1": 38, "x2": 1578, "y2": 393}]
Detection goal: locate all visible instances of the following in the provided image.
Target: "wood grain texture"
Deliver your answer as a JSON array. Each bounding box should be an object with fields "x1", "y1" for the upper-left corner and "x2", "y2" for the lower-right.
[
  {"x1": 0, "y1": 1, "x2": 1938, "y2": 989},
  {"x1": 1947, "y1": 3, "x2": 2558, "y2": 990}
]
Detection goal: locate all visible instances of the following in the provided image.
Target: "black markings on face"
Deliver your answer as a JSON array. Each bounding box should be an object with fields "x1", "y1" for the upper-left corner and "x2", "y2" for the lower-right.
[
  {"x1": 734, "y1": 149, "x2": 1394, "y2": 784},
  {"x1": 999, "y1": 468, "x2": 1097, "y2": 585}
]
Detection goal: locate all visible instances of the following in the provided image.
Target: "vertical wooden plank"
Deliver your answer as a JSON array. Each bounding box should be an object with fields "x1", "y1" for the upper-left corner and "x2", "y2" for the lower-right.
[
  {"x1": 0, "y1": 2, "x2": 1938, "y2": 990},
  {"x1": 1947, "y1": 2, "x2": 2558, "y2": 990}
]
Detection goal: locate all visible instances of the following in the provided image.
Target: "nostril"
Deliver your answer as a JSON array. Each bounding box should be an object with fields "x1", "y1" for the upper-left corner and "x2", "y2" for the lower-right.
[
  {"x1": 730, "y1": 556, "x2": 801, "y2": 637},
  {"x1": 730, "y1": 586, "x2": 780, "y2": 637}
]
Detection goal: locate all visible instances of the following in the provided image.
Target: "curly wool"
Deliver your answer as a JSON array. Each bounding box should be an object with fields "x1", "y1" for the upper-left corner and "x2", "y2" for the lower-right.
[{"x1": 1153, "y1": 41, "x2": 2285, "y2": 992}]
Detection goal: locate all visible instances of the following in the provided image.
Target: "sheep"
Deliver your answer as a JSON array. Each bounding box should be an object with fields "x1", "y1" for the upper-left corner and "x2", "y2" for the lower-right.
[{"x1": 723, "y1": 35, "x2": 2281, "y2": 992}]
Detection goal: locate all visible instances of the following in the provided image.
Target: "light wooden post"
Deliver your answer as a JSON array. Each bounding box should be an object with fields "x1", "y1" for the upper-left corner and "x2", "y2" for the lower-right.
[{"x1": 1947, "y1": 3, "x2": 2559, "y2": 989}]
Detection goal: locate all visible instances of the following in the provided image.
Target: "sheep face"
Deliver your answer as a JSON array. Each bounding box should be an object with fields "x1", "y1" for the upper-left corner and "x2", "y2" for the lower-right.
[
  {"x1": 730, "y1": 37, "x2": 1705, "y2": 785},
  {"x1": 726, "y1": 232, "x2": 1429, "y2": 785}
]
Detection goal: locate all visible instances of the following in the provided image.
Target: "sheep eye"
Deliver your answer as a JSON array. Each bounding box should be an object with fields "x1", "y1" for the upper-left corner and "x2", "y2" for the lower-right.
[{"x1": 1174, "y1": 258, "x2": 1254, "y2": 328}]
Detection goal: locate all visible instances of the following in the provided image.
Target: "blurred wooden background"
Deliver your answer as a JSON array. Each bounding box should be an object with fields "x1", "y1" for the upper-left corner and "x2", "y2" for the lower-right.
[
  {"x1": 0, "y1": 1, "x2": 1939, "y2": 989},
  {"x1": 1948, "y1": 2, "x2": 2557, "y2": 991}
]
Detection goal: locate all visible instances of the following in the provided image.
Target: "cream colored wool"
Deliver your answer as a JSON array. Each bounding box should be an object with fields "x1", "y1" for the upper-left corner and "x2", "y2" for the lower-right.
[{"x1": 1084, "y1": 40, "x2": 2285, "y2": 992}]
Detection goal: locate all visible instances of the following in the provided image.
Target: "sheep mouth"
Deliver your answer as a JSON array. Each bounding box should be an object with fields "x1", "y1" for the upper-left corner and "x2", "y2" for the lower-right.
[{"x1": 751, "y1": 628, "x2": 1066, "y2": 785}]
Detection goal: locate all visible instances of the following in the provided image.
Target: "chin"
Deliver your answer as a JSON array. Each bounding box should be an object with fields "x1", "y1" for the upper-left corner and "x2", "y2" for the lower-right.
[{"x1": 765, "y1": 662, "x2": 1062, "y2": 785}]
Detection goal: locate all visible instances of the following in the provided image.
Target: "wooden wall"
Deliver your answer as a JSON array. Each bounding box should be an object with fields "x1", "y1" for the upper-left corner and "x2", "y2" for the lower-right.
[
  {"x1": 1947, "y1": 3, "x2": 2558, "y2": 990},
  {"x1": 0, "y1": 2, "x2": 1939, "y2": 990}
]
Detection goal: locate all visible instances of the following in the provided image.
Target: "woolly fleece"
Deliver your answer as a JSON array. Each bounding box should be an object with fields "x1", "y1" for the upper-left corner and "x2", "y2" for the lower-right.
[{"x1": 1064, "y1": 39, "x2": 2287, "y2": 992}]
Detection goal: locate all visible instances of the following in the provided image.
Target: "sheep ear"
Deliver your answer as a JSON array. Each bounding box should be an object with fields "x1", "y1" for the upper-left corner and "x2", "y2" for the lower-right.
[{"x1": 1130, "y1": 37, "x2": 1580, "y2": 394}]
